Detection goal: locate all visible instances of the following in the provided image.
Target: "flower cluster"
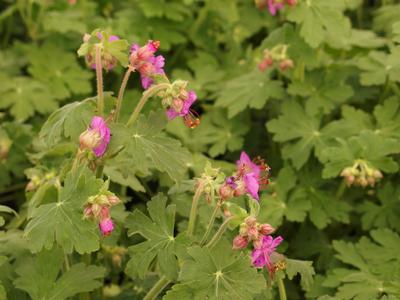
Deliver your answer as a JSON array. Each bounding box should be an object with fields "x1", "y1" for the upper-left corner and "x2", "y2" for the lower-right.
[
  {"x1": 259, "y1": 45, "x2": 294, "y2": 72},
  {"x1": 83, "y1": 192, "x2": 121, "y2": 236},
  {"x1": 196, "y1": 162, "x2": 225, "y2": 204},
  {"x1": 232, "y1": 216, "x2": 284, "y2": 276},
  {"x1": 233, "y1": 216, "x2": 275, "y2": 249},
  {"x1": 82, "y1": 32, "x2": 121, "y2": 71},
  {"x1": 340, "y1": 160, "x2": 383, "y2": 188},
  {"x1": 255, "y1": 0, "x2": 297, "y2": 15},
  {"x1": 79, "y1": 116, "x2": 111, "y2": 158},
  {"x1": 129, "y1": 40, "x2": 165, "y2": 89},
  {"x1": 219, "y1": 151, "x2": 270, "y2": 201},
  {"x1": 25, "y1": 169, "x2": 58, "y2": 192}
]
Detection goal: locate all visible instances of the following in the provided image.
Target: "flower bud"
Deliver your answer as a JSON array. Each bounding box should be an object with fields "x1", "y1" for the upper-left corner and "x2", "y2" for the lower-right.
[
  {"x1": 99, "y1": 218, "x2": 114, "y2": 236},
  {"x1": 286, "y1": 0, "x2": 297, "y2": 6},
  {"x1": 373, "y1": 170, "x2": 383, "y2": 179},
  {"x1": 239, "y1": 223, "x2": 248, "y2": 236},
  {"x1": 219, "y1": 184, "x2": 234, "y2": 201},
  {"x1": 248, "y1": 226, "x2": 259, "y2": 240},
  {"x1": 108, "y1": 195, "x2": 121, "y2": 206},
  {"x1": 245, "y1": 216, "x2": 257, "y2": 227},
  {"x1": 253, "y1": 238, "x2": 262, "y2": 249},
  {"x1": 259, "y1": 223, "x2": 275, "y2": 235},
  {"x1": 279, "y1": 58, "x2": 294, "y2": 71},
  {"x1": 232, "y1": 235, "x2": 249, "y2": 250},
  {"x1": 99, "y1": 206, "x2": 111, "y2": 220},
  {"x1": 83, "y1": 206, "x2": 93, "y2": 219},
  {"x1": 79, "y1": 130, "x2": 101, "y2": 151}
]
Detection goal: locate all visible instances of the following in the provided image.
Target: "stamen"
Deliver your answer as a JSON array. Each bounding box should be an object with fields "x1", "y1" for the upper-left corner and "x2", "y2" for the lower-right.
[{"x1": 183, "y1": 110, "x2": 200, "y2": 129}]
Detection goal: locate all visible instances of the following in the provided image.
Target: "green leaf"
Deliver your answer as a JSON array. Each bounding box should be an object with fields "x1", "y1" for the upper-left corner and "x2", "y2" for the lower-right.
[
  {"x1": 267, "y1": 101, "x2": 328, "y2": 169},
  {"x1": 359, "y1": 183, "x2": 400, "y2": 232},
  {"x1": 138, "y1": 0, "x2": 191, "y2": 21},
  {"x1": 27, "y1": 43, "x2": 92, "y2": 100},
  {"x1": 356, "y1": 49, "x2": 400, "y2": 86},
  {"x1": 0, "y1": 76, "x2": 57, "y2": 121},
  {"x1": 126, "y1": 194, "x2": 187, "y2": 280},
  {"x1": 39, "y1": 99, "x2": 95, "y2": 148},
  {"x1": 216, "y1": 70, "x2": 284, "y2": 118},
  {"x1": 321, "y1": 131, "x2": 400, "y2": 178},
  {"x1": 286, "y1": 259, "x2": 316, "y2": 291},
  {"x1": 14, "y1": 247, "x2": 105, "y2": 300},
  {"x1": 287, "y1": 0, "x2": 351, "y2": 49},
  {"x1": 179, "y1": 240, "x2": 265, "y2": 300},
  {"x1": 43, "y1": 11, "x2": 87, "y2": 34},
  {"x1": 109, "y1": 111, "x2": 191, "y2": 181},
  {"x1": 331, "y1": 229, "x2": 400, "y2": 299},
  {"x1": 24, "y1": 168, "x2": 103, "y2": 254},
  {"x1": 288, "y1": 69, "x2": 354, "y2": 115}
]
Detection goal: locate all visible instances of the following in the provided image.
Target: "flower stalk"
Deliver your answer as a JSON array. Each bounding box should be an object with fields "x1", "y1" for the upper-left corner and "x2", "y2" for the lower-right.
[
  {"x1": 114, "y1": 67, "x2": 134, "y2": 122},
  {"x1": 200, "y1": 202, "x2": 220, "y2": 246},
  {"x1": 126, "y1": 83, "x2": 170, "y2": 126},
  {"x1": 95, "y1": 45, "x2": 104, "y2": 116},
  {"x1": 143, "y1": 276, "x2": 171, "y2": 300},
  {"x1": 187, "y1": 183, "x2": 204, "y2": 238},
  {"x1": 278, "y1": 278, "x2": 287, "y2": 300},
  {"x1": 205, "y1": 216, "x2": 234, "y2": 249}
]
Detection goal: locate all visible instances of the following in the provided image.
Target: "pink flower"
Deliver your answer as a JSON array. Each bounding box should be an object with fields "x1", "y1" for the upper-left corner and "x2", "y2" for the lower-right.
[
  {"x1": 166, "y1": 91, "x2": 200, "y2": 128},
  {"x1": 99, "y1": 218, "x2": 114, "y2": 236},
  {"x1": 267, "y1": 0, "x2": 284, "y2": 15},
  {"x1": 251, "y1": 235, "x2": 283, "y2": 269},
  {"x1": 236, "y1": 152, "x2": 262, "y2": 200},
  {"x1": 129, "y1": 40, "x2": 165, "y2": 89},
  {"x1": 79, "y1": 116, "x2": 110, "y2": 157}
]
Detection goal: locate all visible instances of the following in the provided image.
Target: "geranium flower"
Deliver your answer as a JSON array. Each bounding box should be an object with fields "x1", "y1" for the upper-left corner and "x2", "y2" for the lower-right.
[
  {"x1": 166, "y1": 90, "x2": 200, "y2": 128},
  {"x1": 79, "y1": 116, "x2": 111, "y2": 157},
  {"x1": 251, "y1": 235, "x2": 283, "y2": 270},
  {"x1": 129, "y1": 40, "x2": 165, "y2": 89}
]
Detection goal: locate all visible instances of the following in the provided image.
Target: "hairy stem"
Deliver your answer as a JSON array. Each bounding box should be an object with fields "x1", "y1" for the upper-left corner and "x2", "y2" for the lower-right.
[
  {"x1": 199, "y1": 202, "x2": 220, "y2": 246},
  {"x1": 114, "y1": 67, "x2": 133, "y2": 122},
  {"x1": 143, "y1": 276, "x2": 171, "y2": 300},
  {"x1": 205, "y1": 216, "x2": 233, "y2": 249},
  {"x1": 187, "y1": 183, "x2": 204, "y2": 238},
  {"x1": 95, "y1": 45, "x2": 104, "y2": 116},
  {"x1": 126, "y1": 83, "x2": 170, "y2": 126},
  {"x1": 278, "y1": 278, "x2": 287, "y2": 300}
]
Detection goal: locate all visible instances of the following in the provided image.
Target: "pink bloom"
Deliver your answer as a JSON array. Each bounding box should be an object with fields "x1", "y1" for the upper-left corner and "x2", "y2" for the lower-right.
[
  {"x1": 237, "y1": 152, "x2": 261, "y2": 200},
  {"x1": 129, "y1": 41, "x2": 165, "y2": 89},
  {"x1": 99, "y1": 218, "x2": 114, "y2": 236},
  {"x1": 251, "y1": 235, "x2": 283, "y2": 269},
  {"x1": 166, "y1": 91, "x2": 197, "y2": 119},
  {"x1": 267, "y1": 0, "x2": 284, "y2": 15},
  {"x1": 80, "y1": 116, "x2": 110, "y2": 157}
]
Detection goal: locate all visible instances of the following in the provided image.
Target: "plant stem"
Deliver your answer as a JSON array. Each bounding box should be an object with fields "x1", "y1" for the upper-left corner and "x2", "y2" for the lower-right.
[
  {"x1": 95, "y1": 165, "x2": 104, "y2": 179},
  {"x1": 205, "y1": 216, "x2": 233, "y2": 249},
  {"x1": 277, "y1": 278, "x2": 287, "y2": 300},
  {"x1": 336, "y1": 179, "x2": 347, "y2": 199},
  {"x1": 64, "y1": 254, "x2": 70, "y2": 271},
  {"x1": 143, "y1": 276, "x2": 171, "y2": 300},
  {"x1": 199, "y1": 202, "x2": 220, "y2": 246},
  {"x1": 95, "y1": 45, "x2": 104, "y2": 116},
  {"x1": 126, "y1": 83, "x2": 170, "y2": 126},
  {"x1": 114, "y1": 67, "x2": 133, "y2": 122},
  {"x1": 187, "y1": 183, "x2": 203, "y2": 238}
]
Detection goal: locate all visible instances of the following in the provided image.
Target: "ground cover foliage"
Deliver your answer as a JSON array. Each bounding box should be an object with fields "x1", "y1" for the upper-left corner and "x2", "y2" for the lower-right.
[{"x1": 0, "y1": 0, "x2": 400, "y2": 299}]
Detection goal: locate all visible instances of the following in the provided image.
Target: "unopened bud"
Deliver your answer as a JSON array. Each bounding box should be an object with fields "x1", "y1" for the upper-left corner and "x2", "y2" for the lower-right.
[
  {"x1": 373, "y1": 170, "x2": 383, "y2": 179},
  {"x1": 232, "y1": 235, "x2": 249, "y2": 250},
  {"x1": 279, "y1": 58, "x2": 294, "y2": 71},
  {"x1": 83, "y1": 33, "x2": 91, "y2": 43},
  {"x1": 259, "y1": 223, "x2": 275, "y2": 235},
  {"x1": 253, "y1": 238, "x2": 262, "y2": 249},
  {"x1": 112, "y1": 254, "x2": 122, "y2": 267},
  {"x1": 247, "y1": 226, "x2": 259, "y2": 240},
  {"x1": 239, "y1": 223, "x2": 248, "y2": 236},
  {"x1": 219, "y1": 184, "x2": 234, "y2": 201},
  {"x1": 99, "y1": 218, "x2": 114, "y2": 236},
  {"x1": 79, "y1": 130, "x2": 101, "y2": 151},
  {"x1": 83, "y1": 206, "x2": 93, "y2": 219},
  {"x1": 108, "y1": 195, "x2": 121, "y2": 206},
  {"x1": 245, "y1": 216, "x2": 257, "y2": 227},
  {"x1": 345, "y1": 175, "x2": 355, "y2": 186},
  {"x1": 223, "y1": 208, "x2": 232, "y2": 218},
  {"x1": 286, "y1": 0, "x2": 297, "y2": 6}
]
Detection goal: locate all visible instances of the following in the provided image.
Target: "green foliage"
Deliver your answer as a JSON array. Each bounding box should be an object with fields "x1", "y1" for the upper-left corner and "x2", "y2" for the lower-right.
[
  {"x1": 1, "y1": 0, "x2": 400, "y2": 299},
  {"x1": 14, "y1": 247, "x2": 105, "y2": 300},
  {"x1": 176, "y1": 240, "x2": 265, "y2": 300},
  {"x1": 24, "y1": 168, "x2": 103, "y2": 254}
]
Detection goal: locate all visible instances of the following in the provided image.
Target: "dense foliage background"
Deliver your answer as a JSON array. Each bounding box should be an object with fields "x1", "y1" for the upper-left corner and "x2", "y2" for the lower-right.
[{"x1": 1, "y1": 0, "x2": 400, "y2": 299}]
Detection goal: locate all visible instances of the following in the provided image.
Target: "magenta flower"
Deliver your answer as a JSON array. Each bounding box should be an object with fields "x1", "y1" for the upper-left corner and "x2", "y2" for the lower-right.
[
  {"x1": 129, "y1": 40, "x2": 165, "y2": 89},
  {"x1": 166, "y1": 91, "x2": 200, "y2": 128},
  {"x1": 79, "y1": 116, "x2": 110, "y2": 157},
  {"x1": 99, "y1": 218, "x2": 114, "y2": 236},
  {"x1": 267, "y1": 0, "x2": 284, "y2": 15},
  {"x1": 251, "y1": 235, "x2": 283, "y2": 269},
  {"x1": 236, "y1": 151, "x2": 261, "y2": 200}
]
